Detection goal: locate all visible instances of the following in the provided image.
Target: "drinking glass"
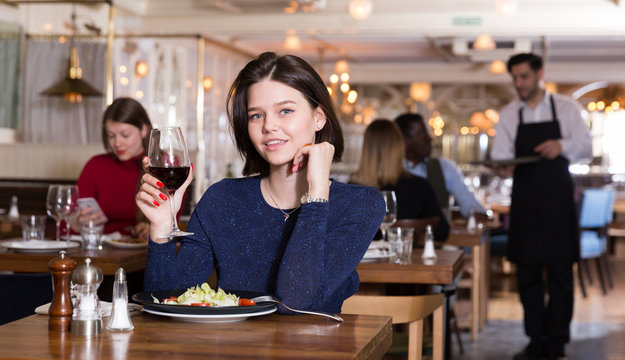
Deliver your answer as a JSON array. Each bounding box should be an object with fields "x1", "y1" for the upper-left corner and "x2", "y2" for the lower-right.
[
  {"x1": 147, "y1": 127, "x2": 193, "y2": 238},
  {"x1": 46, "y1": 184, "x2": 62, "y2": 241},
  {"x1": 81, "y1": 220, "x2": 104, "y2": 250},
  {"x1": 388, "y1": 227, "x2": 414, "y2": 264},
  {"x1": 380, "y1": 190, "x2": 397, "y2": 251},
  {"x1": 56, "y1": 185, "x2": 79, "y2": 242}
]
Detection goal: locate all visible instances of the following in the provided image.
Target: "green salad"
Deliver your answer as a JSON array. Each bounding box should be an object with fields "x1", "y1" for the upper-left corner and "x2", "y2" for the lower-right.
[{"x1": 152, "y1": 283, "x2": 255, "y2": 307}]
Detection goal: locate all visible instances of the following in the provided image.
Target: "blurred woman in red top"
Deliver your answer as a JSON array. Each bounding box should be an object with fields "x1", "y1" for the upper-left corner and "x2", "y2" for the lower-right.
[{"x1": 73, "y1": 98, "x2": 152, "y2": 239}]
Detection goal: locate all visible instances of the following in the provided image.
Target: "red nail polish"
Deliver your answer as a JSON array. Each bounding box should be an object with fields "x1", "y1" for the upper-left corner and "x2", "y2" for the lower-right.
[
  {"x1": 153, "y1": 200, "x2": 160, "y2": 207},
  {"x1": 298, "y1": 163, "x2": 302, "y2": 171},
  {"x1": 191, "y1": 163, "x2": 194, "y2": 171},
  {"x1": 156, "y1": 181, "x2": 164, "y2": 188},
  {"x1": 159, "y1": 194, "x2": 167, "y2": 201}
]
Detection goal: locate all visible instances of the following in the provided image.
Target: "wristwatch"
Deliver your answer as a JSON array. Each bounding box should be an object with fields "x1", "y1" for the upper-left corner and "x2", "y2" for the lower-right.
[{"x1": 300, "y1": 193, "x2": 329, "y2": 205}]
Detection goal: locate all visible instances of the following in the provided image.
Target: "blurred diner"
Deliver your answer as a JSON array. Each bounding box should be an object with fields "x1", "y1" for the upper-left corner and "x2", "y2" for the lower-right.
[
  {"x1": 70, "y1": 97, "x2": 153, "y2": 240},
  {"x1": 351, "y1": 118, "x2": 450, "y2": 241},
  {"x1": 395, "y1": 112, "x2": 487, "y2": 221}
]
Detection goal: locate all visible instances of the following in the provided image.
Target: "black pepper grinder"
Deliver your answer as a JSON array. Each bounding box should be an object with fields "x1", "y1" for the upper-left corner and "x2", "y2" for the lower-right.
[{"x1": 48, "y1": 250, "x2": 77, "y2": 331}]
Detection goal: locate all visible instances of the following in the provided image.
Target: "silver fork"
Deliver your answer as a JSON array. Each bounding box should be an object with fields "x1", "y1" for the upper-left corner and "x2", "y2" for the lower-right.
[{"x1": 250, "y1": 295, "x2": 344, "y2": 322}]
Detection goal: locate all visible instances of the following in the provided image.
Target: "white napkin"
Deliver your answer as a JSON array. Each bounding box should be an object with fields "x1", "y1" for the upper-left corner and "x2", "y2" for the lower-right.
[{"x1": 35, "y1": 301, "x2": 141, "y2": 317}]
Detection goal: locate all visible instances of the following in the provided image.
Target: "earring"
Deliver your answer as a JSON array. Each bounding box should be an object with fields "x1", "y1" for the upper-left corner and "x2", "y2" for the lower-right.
[{"x1": 317, "y1": 124, "x2": 322, "y2": 129}]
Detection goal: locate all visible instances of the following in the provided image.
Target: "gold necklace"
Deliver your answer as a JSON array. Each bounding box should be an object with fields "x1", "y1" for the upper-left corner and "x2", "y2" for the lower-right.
[{"x1": 264, "y1": 180, "x2": 301, "y2": 222}]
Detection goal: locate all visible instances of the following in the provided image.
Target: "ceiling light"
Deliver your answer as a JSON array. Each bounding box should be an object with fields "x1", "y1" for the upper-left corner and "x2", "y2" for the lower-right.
[
  {"x1": 334, "y1": 59, "x2": 349, "y2": 74},
  {"x1": 489, "y1": 60, "x2": 506, "y2": 74},
  {"x1": 203, "y1": 77, "x2": 214, "y2": 92},
  {"x1": 473, "y1": 34, "x2": 496, "y2": 50},
  {"x1": 545, "y1": 82, "x2": 558, "y2": 94},
  {"x1": 284, "y1": 34, "x2": 302, "y2": 50},
  {"x1": 494, "y1": 0, "x2": 518, "y2": 17},
  {"x1": 40, "y1": 9, "x2": 102, "y2": 103},
  {"x1": 348, "y1": 0, "x2": 373, "y2": 20},
  {"x1": 135, "y1": 61, "x2": 149, "y2": 78},
  {"x1": 347, "y1": 90, "x2": 358, "y2": 104},
  {"x1": 409, "y1": 82, "x2": 431, "y2": 102},
  {"x1": 329, "y1": 74, "x2": 339, "y2": 84}
]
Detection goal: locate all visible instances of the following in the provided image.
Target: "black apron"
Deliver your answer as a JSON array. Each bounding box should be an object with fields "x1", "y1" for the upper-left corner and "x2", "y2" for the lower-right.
[{"x1": 507, "y1": 95, "x2": 579, "y2": 264}]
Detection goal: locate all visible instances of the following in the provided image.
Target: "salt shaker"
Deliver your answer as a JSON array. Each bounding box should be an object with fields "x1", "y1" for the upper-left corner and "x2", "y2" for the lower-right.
[
  {"x1": 71, "y1": 258, "x2": 103, "y2": 336},
  {"x1": 48, "y1": 250, "x2": 77, "y2": 331},
  {"x1": 467, "y1": 208, "x2": 477, "y2": 233},
  {"x1": 8, "y1": 195, "x2": 19, "y2": 221},
  {"x1": 422, "y1": 224, "x2": 437, "y2": 261},
  {"x1": 106, "y1": 267, "x2": 134, "y2": 331}
]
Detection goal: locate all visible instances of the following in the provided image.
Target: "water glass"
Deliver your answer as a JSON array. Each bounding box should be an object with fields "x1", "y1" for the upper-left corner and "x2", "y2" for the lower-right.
[
  {"x1": 21, "y1": 215, "x2": 47, "y2": 241},
  {"x1": 81, "y1": 221, "x2": 104, "y2": 250},
  {"x1": 388, "y1": 227, "x2": 414, "y2": 263}
]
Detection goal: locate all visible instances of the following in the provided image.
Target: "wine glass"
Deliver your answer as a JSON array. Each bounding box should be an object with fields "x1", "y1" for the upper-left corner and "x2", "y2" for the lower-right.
[
  {"x1": 56, "y1": 185, "x2": 79, "y2": 242},
  {"x1": 46, "y1": 184, "x2": 62, "y2": 241},
  {"x1": 380, "y1": 190, "x2": 397, "y2": 251},
  {"x1": 147, "y1": 127, "x2": 194, "y2": 238}
]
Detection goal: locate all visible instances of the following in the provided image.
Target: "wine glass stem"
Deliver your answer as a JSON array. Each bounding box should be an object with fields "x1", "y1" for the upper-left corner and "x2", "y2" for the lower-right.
[
  {"x1": 65, "y1": 220, "x2": 70, "y2": 242},
  {"x1": 381, "y1": 228, "x2": 387, "y2": 242},
  {"x1": 168, "y1": 190, "x2": 181, "y2": 232},
  {"x1": 55, "y1": 221, "x2": 61, "y2": 241}
]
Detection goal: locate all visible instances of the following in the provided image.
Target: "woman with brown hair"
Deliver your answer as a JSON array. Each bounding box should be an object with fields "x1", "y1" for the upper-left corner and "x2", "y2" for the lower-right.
[
  {"x1": 351, "y1": 119, "x2": 449, "y2": 241},
  {"x1": 74, "y1": 97, "x2": 153, "y2": 239},
  {"x1": 136, "y1": 52, "x2": 385, "y2": 314}
]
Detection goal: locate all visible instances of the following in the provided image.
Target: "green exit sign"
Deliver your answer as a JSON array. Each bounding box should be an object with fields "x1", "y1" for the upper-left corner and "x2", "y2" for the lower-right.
[{"x1": 452, "y1": 17, "x2": 483, "y2": 26}]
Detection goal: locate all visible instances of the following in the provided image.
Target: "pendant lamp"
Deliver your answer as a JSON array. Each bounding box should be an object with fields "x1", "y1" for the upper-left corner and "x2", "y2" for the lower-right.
[{"x1": 40, "y1": 8, "x2": 102, "y2": 103}]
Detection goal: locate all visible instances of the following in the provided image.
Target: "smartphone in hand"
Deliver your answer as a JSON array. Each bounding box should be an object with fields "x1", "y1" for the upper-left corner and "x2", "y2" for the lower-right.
[{"x1": 77, "y1": 197, "x2": 108, "y2": 223}]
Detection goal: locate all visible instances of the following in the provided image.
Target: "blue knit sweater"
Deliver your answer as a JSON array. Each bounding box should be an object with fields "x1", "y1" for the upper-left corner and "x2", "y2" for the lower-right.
[{"x1": 144, "y1": 176, "x2": 385, "y2": 313}]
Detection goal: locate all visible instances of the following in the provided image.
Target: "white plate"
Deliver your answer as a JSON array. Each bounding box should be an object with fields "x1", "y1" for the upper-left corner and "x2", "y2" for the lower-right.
[
  {"x1": 362, "y1": 250, "x2": 393, "y2": 261},
  {"x1": 142, "y1": 306, "x2": 277, "y2": 323},
  {"x1": 104, "y1": 237, "x2": 148, "y2": 249},
  {"x1": 1, "y1": 239, "x2": 80, "y2": 253}
]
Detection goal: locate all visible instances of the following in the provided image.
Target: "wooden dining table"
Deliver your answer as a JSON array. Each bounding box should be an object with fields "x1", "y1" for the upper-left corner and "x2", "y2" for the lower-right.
[
  {"x1": 0, "y1": 240, "x2": 148, "y2": 275},
  {"x1": 0, "y1": 311, "x2": 392, "y2": 359}
]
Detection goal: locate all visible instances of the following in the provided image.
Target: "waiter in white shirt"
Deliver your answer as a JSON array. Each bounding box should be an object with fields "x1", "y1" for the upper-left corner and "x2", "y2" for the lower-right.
[{"x1": 492, "y1": 53, "x2": 592, "y2": 360}]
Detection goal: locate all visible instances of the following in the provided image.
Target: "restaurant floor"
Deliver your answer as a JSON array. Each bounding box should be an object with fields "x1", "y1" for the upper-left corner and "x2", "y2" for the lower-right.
[{"x1": 384, "y1": 258, "x2": 625, "y2": 360}]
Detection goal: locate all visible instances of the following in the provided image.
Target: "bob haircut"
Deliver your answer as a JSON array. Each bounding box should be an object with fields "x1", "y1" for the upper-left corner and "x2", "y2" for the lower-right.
[
  {"x1": 227, "y1": 52, "x2": 344, "y2": 176},
  {"x1": 506, "y1": 52, "x2": 543, "y2": 73},
  {"x1": 350, "y1": 119, "x2": 406, "y2": 189},
  {"x1": 101, "y1": 97, "x2": 152, "y2": 156}
]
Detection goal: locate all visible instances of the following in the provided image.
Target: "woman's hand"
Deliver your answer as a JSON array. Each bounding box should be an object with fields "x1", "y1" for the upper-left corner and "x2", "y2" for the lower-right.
[
  {"x1": 135, "y1": 157, "x2": 194, "y2": 242},
  {"x1": 130, "y1": 221, "x2": 150, "y2": 242},
  {"x1": 69, "y1": 207, "x2": 106, "y2": 232},
  {"x1": 291, "y1": 141, "x2": 334, "y2": 200}
]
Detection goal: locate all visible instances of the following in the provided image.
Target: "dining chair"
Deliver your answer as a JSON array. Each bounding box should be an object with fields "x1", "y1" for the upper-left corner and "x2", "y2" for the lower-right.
[
  {"x1": 393, "y1": 217, "x2": 440, "y2": 247},
  {"x1": 341, "y1": 293, "x2": 445, "y2": 360},
  {"x1": 393, "y1": 217, "x2": 463, "y2": 354},
  {"x1": 578, "y1": 187, "x2": 615, "y2": 298}
]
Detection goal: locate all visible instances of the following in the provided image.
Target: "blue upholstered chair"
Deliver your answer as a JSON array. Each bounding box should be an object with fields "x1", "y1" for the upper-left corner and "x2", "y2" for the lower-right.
[{"x1": 578, "y1": 188, "x2": 615, "y2": 298}]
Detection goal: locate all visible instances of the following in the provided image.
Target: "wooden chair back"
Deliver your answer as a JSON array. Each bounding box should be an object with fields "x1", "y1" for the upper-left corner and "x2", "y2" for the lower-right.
[
  {"x1": 342, "y1": 293, "x2": 444, "y2": 360},
  {"x1": 392, "y1": 217, "x2": 440, "y2": 247}
]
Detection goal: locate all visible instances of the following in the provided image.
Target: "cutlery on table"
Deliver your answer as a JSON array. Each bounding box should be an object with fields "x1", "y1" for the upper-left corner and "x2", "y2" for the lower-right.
[{"x1": 250, "y1": 295, "x2": 344, "y2": 322}]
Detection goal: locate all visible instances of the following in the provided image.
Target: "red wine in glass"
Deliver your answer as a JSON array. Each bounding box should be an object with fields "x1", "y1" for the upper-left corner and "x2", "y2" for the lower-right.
[
  {"x1": 147, "y1": 127, "x2": 194, "y2": 238},
  {"x1": 148, "y1": 166, "x2": 190, "y2": 191}
]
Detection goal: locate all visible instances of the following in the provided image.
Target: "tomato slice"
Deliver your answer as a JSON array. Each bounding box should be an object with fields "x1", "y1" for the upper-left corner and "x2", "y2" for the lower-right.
[
  {"x1": 164, "y1": 296, "x2": 178, "y2": 302},
  {"x1": 191, "y1": 303, "x2": 211, "y2": 306},
  {"x1": 238, "y1": 298, "x2": 256, "y2": 306}
]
